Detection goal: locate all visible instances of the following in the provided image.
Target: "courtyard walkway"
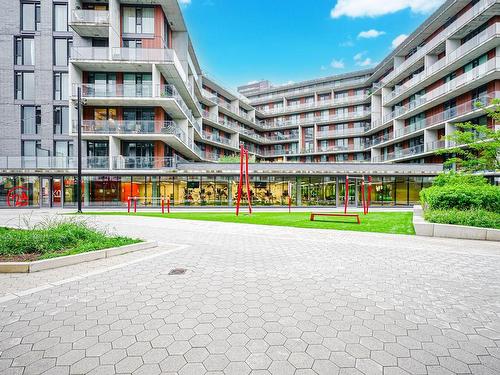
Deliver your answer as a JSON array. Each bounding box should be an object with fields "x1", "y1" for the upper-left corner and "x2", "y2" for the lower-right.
[{"x1": 0, "y1": 210, "x2": 499, "y2": 374}]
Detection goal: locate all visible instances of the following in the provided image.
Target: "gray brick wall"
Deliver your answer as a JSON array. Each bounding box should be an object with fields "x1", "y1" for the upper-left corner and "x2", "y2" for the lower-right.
[{"x1": 0, "y1": 0, "x2": 74, "y2": 158}]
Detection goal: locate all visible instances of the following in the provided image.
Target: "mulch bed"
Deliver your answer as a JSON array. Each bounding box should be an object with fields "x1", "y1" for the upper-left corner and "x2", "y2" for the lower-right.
[{"x1": 0, "y1": 254, "x2": 42, "y2": 262}]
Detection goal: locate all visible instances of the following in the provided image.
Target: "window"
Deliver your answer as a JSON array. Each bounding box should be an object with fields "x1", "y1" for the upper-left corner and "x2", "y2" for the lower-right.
[
  {"x1": 122, "y1": 7, "x2": 154, "y2": 34},
  {"x1": 54, "y1": 38, "x2": 72, "y2": 66},
  {"x1": 53, "y1": 4, "x2": 68, "y2": 32},
  {"x1": 53, "y1": 106, "x2": 69, "y2": 134},
  {"x1": 15, "y1": 71, "x2": 35, "y2": 100},
  {"x1": 54, "y1": 72, "x2": 68, "y2": 100},
  {"x1": 21, "y1": 2, "x2": 41, "y2": 32},
  {"x1": 21, "y1": 105, "x2": 41, "y2": 134},
  {"x1": 92, "y1": 38, "x2": 108, "y2": 47},
  {"x1": 22, "y1": 140, "x2": 41, "y2": 157},
  {"x1": 464, "y1": 54, "x2": 487, "y2": 73},
  {"x1": 54, "y1": 141, "x2": 73, "y2": 157},
  {"x1": 123, "y1": 39, "x2": 142, "y2": 48},
  {"x1": 15, "y1": 37, "x2": 34, "y2": 65}
]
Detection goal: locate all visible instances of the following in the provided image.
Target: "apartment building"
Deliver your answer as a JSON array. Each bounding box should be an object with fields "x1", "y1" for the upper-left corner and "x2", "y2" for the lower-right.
[{"x1": 0, "y1": 0, "x2": 498, "y2": 208}]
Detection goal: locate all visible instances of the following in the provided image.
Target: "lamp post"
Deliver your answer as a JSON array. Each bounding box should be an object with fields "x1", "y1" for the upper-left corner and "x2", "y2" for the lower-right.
[{"x1": 76, "y1": 86, "x2": 82, "y2": 213}]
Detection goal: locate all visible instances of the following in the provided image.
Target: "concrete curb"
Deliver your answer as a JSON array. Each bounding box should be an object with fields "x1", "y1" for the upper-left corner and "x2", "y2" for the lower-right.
[
  {"x1": 413, "y1": 205, "x2": 499, "y2": 241},
  {"x1": 0, "y1": 241, "x2": 158, "y2": 273}
]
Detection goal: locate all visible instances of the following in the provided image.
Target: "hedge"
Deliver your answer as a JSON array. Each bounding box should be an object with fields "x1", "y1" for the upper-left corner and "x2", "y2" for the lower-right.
[
  {"x1": 424, "y1": 209, "x2": 500, "y2": 229},
  {"x1": 420, "y1": 183, "x2": 500, "y2": 212}
]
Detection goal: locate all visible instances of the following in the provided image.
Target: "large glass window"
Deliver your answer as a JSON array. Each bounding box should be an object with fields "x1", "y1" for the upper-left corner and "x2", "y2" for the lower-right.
[
  {"x1": 54, "y1": 38, "x2": 71, "y2": 66},
  {"x1": 15, "y1": 71, "x2": 35, "y2": 100},
  {"x1": 21, "y1": 2, "x2": 41, "y2": 31},
  {"x1": 53, "y1": 106, "x2": 69, "y2": 134},
  {"x1": 53, "y1": 4, "x2": 68, "y2": 32},
  {"x1": 0, "y1": 176, "x2": 40, "y2": 208},
  {"x1": 21, "y1": 105, "x2": 40, "y2": 134},
  {"x1": 54, "y1": 72, "x2": 68, "y2": 100},
  {"x1": 15, "y1": 37, "x2": 34, "y2": 65},
  {"x1": 122, "y1": 7, "x2": 154, "y2": 34}
]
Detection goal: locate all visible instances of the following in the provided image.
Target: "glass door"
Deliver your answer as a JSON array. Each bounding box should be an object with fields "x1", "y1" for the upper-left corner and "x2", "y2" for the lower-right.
[
  {"x1": 41, "y1": 177, "x2": 51, "y2": 207},
  {"x1": 52, "y1": 178, "x2": 62, "y2": 207}
]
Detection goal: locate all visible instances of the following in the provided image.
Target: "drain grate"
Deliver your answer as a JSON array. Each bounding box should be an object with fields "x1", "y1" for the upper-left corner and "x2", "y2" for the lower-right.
[{"x1": 168, "y1": 268, "x2": 187, "y2": 275}]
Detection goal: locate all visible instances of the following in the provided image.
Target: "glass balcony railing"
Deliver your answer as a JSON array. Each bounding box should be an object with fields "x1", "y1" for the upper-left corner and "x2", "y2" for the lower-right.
[
  {"x1": 373, "y1": 144, "x2": 425, "y2": 162},
  {"x1": 71, "y1": 9, "x2": 109, "y2": 25},
  {"x1": 0, "y1": 157, "x2": 109, "y2": 170},
  {"x1": 382, "y1": 0, "x2": 496, "y2": 85},
  {"x1": 112, "y1": 156, "x2": 176, "y2": 170},
  {"x1": 258, "y1": 94, "x2": 369, "y2": 115}
]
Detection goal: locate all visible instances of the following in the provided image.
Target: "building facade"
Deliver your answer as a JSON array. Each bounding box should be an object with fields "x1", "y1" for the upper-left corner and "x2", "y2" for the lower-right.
[{"x1": 0, "y1": 0, "x2": 498, "y2": 208}]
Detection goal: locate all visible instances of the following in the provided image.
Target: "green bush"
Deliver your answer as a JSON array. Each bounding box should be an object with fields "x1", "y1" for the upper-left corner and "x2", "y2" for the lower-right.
[
  {"x1": 431, "y1": 172, "x2": 488, "y2": 187},
  {"x1": 420, "y1": 183, "x2": 500, "y2": 212},
  {"x1": 424, "y1": 209, "x2": 500, "y2": 229},
  {"x1": 0, "y1": 220, "x2": 140, "y2": 258}
]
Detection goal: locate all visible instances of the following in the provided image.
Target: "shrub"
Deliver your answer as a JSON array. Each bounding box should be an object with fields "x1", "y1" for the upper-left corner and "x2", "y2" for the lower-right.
[
  {"x1": 424, "y1": 209, "x2": 500, "y2": 229},
  {"x1": 431, "y1": 172, "x2": 488, "y2": 187},
  {"x1": 0, "y1": 220, "x2": 139, "y2": 257},
  {"x1": 420, "y1": 183, "x2": 500, "y2": 212}
]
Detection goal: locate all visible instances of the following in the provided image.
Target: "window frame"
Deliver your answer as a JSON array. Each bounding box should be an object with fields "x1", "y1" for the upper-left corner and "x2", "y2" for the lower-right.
[
  {"x1": 15, "y1": 71, "x2": 35, "y2": 100},
  {"x1": 53, "y1": 106, "x2": 69, "y2": 135},
  {"x1": 53, "y1": 37, "x2": 72, "y2": 66},
  {"x1": 14, "y1": 36, "x2": 35, "y2": 65},
  {"x1": 21, "y1": 105, "x2": 41, "y2": 134},
  {"x1": 53, "y1": 3, "x2": 68, "y2": 32},
  {"x1": 21, "y1": 2, "x2": 41, "y2": 32},
  {"x1": 53, "y1": 72, "x2": 68, "y2": 100}
]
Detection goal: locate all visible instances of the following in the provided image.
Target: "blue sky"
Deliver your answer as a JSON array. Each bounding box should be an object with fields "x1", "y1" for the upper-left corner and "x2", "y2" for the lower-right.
[{"x1": 181, "y1": 0, "x2": 445, "y2": 91}]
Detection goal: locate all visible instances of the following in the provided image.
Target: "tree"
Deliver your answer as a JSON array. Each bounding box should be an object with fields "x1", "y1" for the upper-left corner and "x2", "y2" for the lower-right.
[{"x1": 437, "y1": 98, "x2": 500, "y2": 173}]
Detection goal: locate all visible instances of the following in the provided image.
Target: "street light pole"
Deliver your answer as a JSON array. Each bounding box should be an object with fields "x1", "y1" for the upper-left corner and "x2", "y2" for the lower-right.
[{"x1": 77, "y1": 86, "x2": 82, "y2": 213}]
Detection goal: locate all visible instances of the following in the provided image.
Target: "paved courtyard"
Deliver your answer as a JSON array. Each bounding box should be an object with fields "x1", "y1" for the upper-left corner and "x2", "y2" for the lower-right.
[{"x1": 1, "y1": 210, "x2": 500, "y2": 375}]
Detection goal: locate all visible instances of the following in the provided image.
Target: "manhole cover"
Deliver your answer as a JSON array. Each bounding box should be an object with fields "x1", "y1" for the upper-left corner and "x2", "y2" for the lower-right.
[{"x1": 168, "y1": 268, "x2": 187, "y2": 275}]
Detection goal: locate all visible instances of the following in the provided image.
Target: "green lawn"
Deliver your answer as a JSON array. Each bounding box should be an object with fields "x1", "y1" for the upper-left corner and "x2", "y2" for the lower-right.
[{"x1": 85, "y1": 211, "x2": 415, "y2": 235}]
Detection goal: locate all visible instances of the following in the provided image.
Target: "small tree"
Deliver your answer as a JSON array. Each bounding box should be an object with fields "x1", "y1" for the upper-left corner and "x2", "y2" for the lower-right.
[{"x1": 437, "y1": 99, "x2": 500, "y2": 173}]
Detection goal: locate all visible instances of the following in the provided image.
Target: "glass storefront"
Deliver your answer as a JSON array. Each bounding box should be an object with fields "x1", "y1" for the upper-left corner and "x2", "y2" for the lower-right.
[
  {"x1": 0, "y1": 176, "x2": 40, "y2": 208},
  {"x1": 0, "y1": 174, "x2": 435, "y2": 208}
]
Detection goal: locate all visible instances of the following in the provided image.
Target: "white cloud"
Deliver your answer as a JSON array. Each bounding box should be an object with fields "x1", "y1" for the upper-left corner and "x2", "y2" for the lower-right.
[
  {"x1": 358, "y1": 29, "x2": 385, "y2": 39},
  {"x1": 354, "y1": 52, "x2": 377, "y2": 67},
  {"x1": 179, "y1": 0, "x2": 191, "y2": 4},
  {"x1": 391, "y1": 34, "x2": 408, "y2": 49},
  {"x1": 330, "y1": 59, "x2": 345, "y2": 69},
  {"x1": 331, "y1": 0, "x2": 445, "y2": 18}
]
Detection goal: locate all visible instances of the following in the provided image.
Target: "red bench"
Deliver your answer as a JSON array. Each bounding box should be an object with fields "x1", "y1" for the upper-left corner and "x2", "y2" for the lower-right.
[{"x1": 310, "y1": 213, "x2": 361, "y2": 224}]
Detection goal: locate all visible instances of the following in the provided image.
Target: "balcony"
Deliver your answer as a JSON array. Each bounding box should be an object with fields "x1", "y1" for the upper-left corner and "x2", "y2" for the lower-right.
[
  {"x1": 70, "y1": 9, "x2": 109, "y2": 38},
  {"x1": 385, "y1": 23, "x2": 500, "y2": 105},
  {"x1": 373, "y1": 144, "x2": 425, "y2": 162},
  {"x1": 249, "y1": 77, "x2": 369, "y2": 104},
  {"x1": 112, "y1": 157, "x2": 176, "y2": 170},
  {"x1": 317, "y1": 144, "x2": 365, "y2": 153},
  {"x1": 71, "y1": 47, "x2": 199, "y2": 115},
  {"x1": 259, "y1": 110, "x2": 371, "y2": 129},
  {"x1": 76, "y1": 83, "x2": 194, "y2": 122},
  {"x1": 316, "y1": 127, "x2": 367, "y2": 139},
  {"x1": 259, "y1": 94, "x2": 369, "y2": 115},
  {"x1": 391, "y1": 58, "x2": 500, "y2": 123},
  {"x1": 381, "y1": 0, "x2": 497, "y2": 86},
  {"x1": 426, "y1": 140, "x2": 446, "y2": 152},
  {"x1": 0, "y1": 157, "x2": 109, "y2": 170},
  {"x1": 201, "y1": 132, "x2": 236, "y2": 148}
]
